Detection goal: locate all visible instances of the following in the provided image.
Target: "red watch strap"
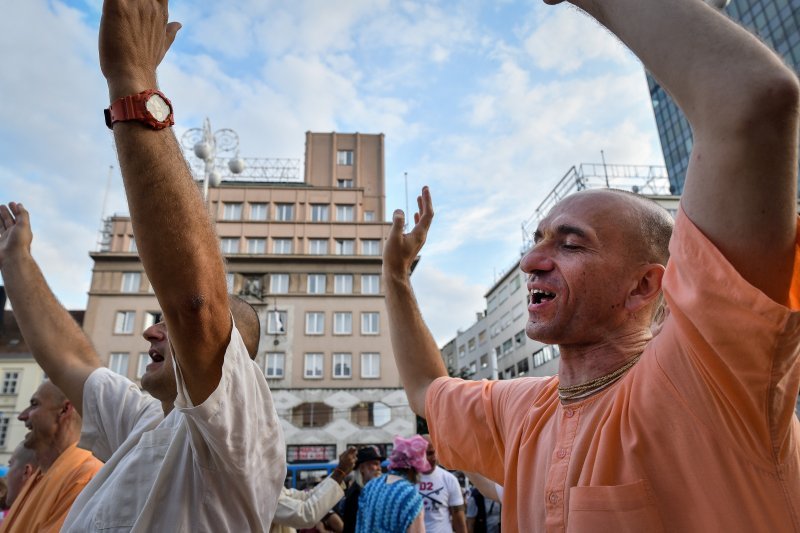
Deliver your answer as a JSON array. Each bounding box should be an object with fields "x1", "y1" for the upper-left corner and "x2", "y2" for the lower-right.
[{"x1": 104, "y1": 89, "x2": 174, "y2": 130}]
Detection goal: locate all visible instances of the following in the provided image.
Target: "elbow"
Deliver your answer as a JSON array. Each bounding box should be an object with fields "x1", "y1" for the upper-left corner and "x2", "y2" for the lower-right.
[{"x1": 734, "y1": 68, "x2": 800, "y2": 133}]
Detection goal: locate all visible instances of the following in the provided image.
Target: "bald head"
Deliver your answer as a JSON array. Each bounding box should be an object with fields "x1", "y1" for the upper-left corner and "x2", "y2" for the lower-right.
[{"x1": 228, "y1": 295, "x2": 260, "y2": 360}]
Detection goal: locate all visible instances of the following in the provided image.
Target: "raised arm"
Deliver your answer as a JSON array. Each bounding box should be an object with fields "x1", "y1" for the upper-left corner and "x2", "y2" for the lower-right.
[
  {"x1": 99, "y1": 0, "x2": 230, "y2": 405},
  {"x1": 0, "y1": 203, "x2": 100, "y2": 415},
  {"x1": 564, "y1": 0, "x2": 799, "y2": 302},
  {"x1": 383, "y1": 187, "x2": 448, "y2": 416}
]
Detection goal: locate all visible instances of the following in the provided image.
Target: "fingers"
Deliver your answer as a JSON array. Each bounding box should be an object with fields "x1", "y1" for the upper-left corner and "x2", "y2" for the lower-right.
[
  {"x1": 0, "y1": 204, "x2": 12, "y2": 231},
  {"x1": 11, "y1": 202, "x2": 28, "y2": 225},
  {"x1": 164, "y1": 21, "x2": 181, "y2": 52},
  {"x1": 415, "y1": 186, "x2": 434, "y2": 231},
  {"x1": 389, "y1": 209, "x2": 406, "y2": 239}
]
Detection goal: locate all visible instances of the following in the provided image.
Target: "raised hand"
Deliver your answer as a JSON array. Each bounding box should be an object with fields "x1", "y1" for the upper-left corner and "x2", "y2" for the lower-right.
[
  {"x1": 0, "y1": 202, "x2": 33, "y2": 267},
  {"x1": 383, "y1": 186, "x2": 434, "y2": 281},
  {"x1": 336, "y1": 447, "x2": 358, "y2": 476},
  {"x1": 99, "y1": 0, "x2": 181, "y2": 97}
]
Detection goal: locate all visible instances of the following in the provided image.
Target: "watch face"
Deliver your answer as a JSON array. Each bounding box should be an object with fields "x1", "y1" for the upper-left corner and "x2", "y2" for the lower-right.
[{"x1": 145, "y1": 94, "x2": 171, "y2": 121}]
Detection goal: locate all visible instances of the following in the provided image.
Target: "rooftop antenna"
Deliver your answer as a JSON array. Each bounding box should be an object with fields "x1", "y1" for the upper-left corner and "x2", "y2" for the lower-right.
[
  {"x1": 100, "y1": 165, "x2": 113, "y2": 220},
  {"x1": 601, "y1": 150, "x2": 610, "y2": 189},
  {"x1": 96, "y1": 165, "x2": 115, "y2": 252}
]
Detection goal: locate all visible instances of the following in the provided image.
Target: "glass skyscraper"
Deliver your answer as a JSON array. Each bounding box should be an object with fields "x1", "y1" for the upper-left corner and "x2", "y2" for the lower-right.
[{"x1": 647, "y1": 0, "x2": 800, "y2": 194}]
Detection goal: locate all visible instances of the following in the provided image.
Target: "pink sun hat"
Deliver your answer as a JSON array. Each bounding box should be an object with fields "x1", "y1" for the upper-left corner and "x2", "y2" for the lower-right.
[{"x1": 388, "y1": 434, "x2": 431, "y2": 472}]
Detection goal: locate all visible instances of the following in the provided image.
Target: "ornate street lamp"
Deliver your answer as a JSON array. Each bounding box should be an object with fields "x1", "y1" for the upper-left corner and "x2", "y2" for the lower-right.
[{"x1": 180, "y1": 118, "x2": 245, "y2": 199}]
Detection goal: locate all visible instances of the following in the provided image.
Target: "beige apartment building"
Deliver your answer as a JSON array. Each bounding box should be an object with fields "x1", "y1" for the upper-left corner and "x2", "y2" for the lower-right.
[{"x1": 83, "y1": 132, "x2": 416, "y2": 474}]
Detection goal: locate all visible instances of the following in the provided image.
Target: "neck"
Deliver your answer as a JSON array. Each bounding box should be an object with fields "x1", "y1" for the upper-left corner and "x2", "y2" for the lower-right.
[
  {"x1": 556, "y1": 327, "x2": 651, "y2": 388},
  {"x1": 37, "y1": 434, "x2": 77, "y2": 472},
  {"x1": 162, "y1": 401, "x2": 175, "y2": 417}
]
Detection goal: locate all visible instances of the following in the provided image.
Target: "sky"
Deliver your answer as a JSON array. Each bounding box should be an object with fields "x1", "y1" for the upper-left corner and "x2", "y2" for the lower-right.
[{"x1": 0, "y1": 0, "x2": 664, "y2": 345}]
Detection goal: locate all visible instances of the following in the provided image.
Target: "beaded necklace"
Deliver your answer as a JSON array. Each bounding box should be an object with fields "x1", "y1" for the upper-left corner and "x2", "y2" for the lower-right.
[{"x1": 557, "y1": 355, "x2": 641, "y2": 401}]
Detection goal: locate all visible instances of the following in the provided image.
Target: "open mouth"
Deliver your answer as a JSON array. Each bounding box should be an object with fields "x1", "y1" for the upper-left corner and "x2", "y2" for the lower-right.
[
  {"x1": 149, "y1": 349, "x2": 164, "y2": 363},
  {"x1": 530, "y1": 289, "x2": 556, "y2": 305}
]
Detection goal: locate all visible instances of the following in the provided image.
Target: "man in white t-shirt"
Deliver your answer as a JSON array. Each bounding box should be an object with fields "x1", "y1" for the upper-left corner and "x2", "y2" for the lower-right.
[
  {"x1": 418, "y1": 436, "x2": 467, "y2": 533},
  {"x1": 0, "y1": 0, "x2": 286, "y2": 529}
]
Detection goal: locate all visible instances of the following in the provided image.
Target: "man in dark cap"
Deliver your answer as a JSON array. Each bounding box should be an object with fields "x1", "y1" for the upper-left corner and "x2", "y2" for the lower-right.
[{"x1": 339, "y1": 446, "x2": 384, "y2": 533}]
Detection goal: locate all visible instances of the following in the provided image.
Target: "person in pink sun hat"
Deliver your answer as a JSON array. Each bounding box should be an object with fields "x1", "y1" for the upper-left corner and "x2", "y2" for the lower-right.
[{"x1": 355, "y1": 435, "x2": 427, "y2": 533}]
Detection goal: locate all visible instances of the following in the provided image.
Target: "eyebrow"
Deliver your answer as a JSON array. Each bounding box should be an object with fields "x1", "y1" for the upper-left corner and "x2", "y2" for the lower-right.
[{"x1": 533, "y1": 224, "x2": 589, "y2": 243}]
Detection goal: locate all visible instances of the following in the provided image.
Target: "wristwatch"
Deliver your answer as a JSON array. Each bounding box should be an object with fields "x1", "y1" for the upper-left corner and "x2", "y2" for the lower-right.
[{"x1": 104, "y1": 89, "x2": 174, "y2": 130}]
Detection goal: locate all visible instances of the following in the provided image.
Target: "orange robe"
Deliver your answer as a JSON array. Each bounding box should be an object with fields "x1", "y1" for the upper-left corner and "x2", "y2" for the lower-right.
[{"x1": 0, "y1": 444, "x2": 103, "y2": 533}]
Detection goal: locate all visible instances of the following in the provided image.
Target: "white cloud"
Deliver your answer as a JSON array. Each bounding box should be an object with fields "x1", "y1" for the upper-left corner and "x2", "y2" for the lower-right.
[
  {"x1": 522, "y1": 7, "x2": 633, "y2": 74},
  {"x1": 410, "y1": 265, "x2": 487, "y2": 346}
]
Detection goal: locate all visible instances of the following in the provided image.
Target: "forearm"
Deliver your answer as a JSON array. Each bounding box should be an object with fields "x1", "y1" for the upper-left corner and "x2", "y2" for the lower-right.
[
  {"x1": 113, "y1": 124, "x2": 228, "y2": 317},
  {"x1": 273, "y1": 478, "x2": 344, "y2": 528},
  {"x1": 1, "y1": 252, "x2": 99, "y2": 410},
  {"x1": 451, "y1": 507, "x2": 468, "y2": 533},
  {"x1": 384, "y1": 273, "x2": 447, "y2": 416}
]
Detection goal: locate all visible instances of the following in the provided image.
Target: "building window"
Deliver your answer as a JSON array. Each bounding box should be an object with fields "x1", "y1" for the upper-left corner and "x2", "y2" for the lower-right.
[
  {"x1": 337, "y1": 150, "x2": 354, "y2": 165},
  {"x1": 517, "y1": 358, "x2": 530, "y2": 376},
  {"x1": 249, "y1": 203, "x2": 268, "y2": 221},
  {"x1": 478, "y1": 330, "x2": 487, "y2": 344},
  {"x1": 363, "y1": 211, "x2": 375, "y2": 222},
  {"x1": 291, "y1": 402, "x2": 332, "y2": 427},
  {"x1": 109, "y1": 352, "x2": 129, "y2": 375},
  {"x1": 533, "y1": 345, "x2": 560, "y2": 368},
  {"x1": 480, "y1": 353, "x2": 489, "y2": 369},
  {"x1": 305, "y1": 312, "x2": 325, "y2": 335},
  {"x1": 337, "y1": 179, "x2": 354, "y2": 189},
  {"x1": 309, "y1": 239, "x2": 328, "y2": 255},
  {"x1": 336, "y1": 204, "x2": 354, "y2": 221},
  {"x1": 226, "y1": 273, "x2": 235, "y2": 293},
  {"x1": 222, "y1": 202, "x2": 243, "y2": 220},
  {"x1": 0, "y1": 416, "x2": 9, "y2": 448},
  {"x1": 505, "y1": 365, "x2": 516, "y2": 378},
  {"x1": 1, "y1": 372, "x2": 20, "y2": 395},
  {"x1": 270, "y1": 273, "x2": 289, "y2": 294},
  {"x1": 241, "y1": 276, "x2": 263, "y2": 298},
  {"x1": 334, "y1": 274, "x2": 353, "y2": 294},
  {"x1": 458, "y1": 345, "x2": 466, "y2": 358},
  {"x1": 246, "y1": 238, "x2": 266, "y2": 254},
  {"x1": 333, "y1": 353, "x2": 352, "y2": 379},
  {"x1": 267, "y1": 311, "x2": 287, "y2": 335},
  {"x1": 275, "y1": 203, "x2": 295, "y2": 221},
  {"x1": 264, "y1": 352, "x2": 285, "y2": 378},
  {"x1": 310, "y1": 204, "x2": 329, "y2": 222},
  {"x1": 351, "y1": 401, "x2": 390, "y2": 426},
  {"x1": 502, "y1": 339, "x2": 513, "y2": 356},
  {"x1": 361, "y1": 353, "x2": 381, "y2": 379},
  {"x1": 515, "y1": 330, "x2": 525, "y2": 346},
  {"x1": 361, "y1": 239, "x2": 380, "y2": 256},
  {"x1": 361, "y1": 312, "x2": 379, "y2": 335},
  {"x1": 361, "y1": 274, "x2": 380, "y2": 294},
  {"x1": 136, "y1": 353, "x2": 149, "y2": 379},
  {"x1": 220, "y1": 238, "x2": 239, "y2": 254},
  {"x1": 333, "y1": 312, "x2": 352, "y2": 335},
  {"x1": 304, "y1": 354, "x2": 324, "y2": 379},
  {"x1": 143, "y1": 311, "x2": 162, "y2": 330},
  {"x1": 128, "y1": 237, "x2": 137, "y2": 253},
  {"x1": 114, "y1": 311, "x2": 136, "y2": 334},
  {"x1": 273, "y1": 238, "x2": 293, "y2": 254},
  {"x1": 335, "y1": 239, "x2": 355, "y2": 255},
  {"x1": 307, "y1": 274, "x2": 326, "y2": 294},
  {"x1": 468, "y1": 338, "x2": 476, "y2": 352},
  {"x1": 121, "y1": 272, "x2": 141, "y2": 293}
]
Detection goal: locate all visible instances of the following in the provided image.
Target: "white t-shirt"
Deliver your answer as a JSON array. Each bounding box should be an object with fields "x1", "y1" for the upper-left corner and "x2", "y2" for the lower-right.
[
  {"x1": 63, "y1": 325, "x2": 286, "y2": 532},
  {"x1": 418, "y1": 466, "x2": 464, "y2": 533}
]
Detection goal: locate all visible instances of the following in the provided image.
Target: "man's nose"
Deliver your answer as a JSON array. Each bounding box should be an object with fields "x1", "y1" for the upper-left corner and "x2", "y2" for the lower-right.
[{"x1": 520, "y1": 245, "x2": 554, "y2": 274}]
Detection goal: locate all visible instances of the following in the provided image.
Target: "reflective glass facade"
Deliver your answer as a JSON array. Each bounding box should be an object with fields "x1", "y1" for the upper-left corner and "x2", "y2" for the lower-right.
[{"x1": 647, "y1": 0, "x2": 800, "y2": 194}]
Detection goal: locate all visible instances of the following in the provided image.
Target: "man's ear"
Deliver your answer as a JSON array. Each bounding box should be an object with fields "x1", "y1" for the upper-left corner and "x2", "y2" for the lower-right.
[{"x1": 625, "y1": 263, "x2": 666, "y2": 314}]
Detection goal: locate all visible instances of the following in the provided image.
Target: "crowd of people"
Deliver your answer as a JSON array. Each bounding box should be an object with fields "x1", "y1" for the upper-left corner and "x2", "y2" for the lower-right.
[{"x1": 0, "y1": 0, "x2": 798, "y2": 530}]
